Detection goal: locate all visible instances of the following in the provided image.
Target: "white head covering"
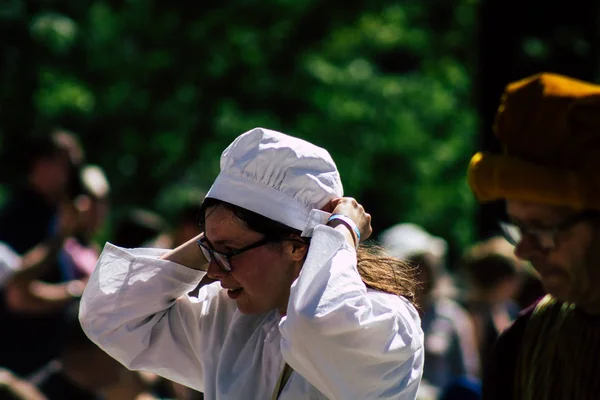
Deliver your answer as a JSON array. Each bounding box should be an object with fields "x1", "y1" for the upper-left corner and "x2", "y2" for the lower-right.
[
  {"x1": 80, "y1": 165, "x2": 110, "y2": 199},
  {"x1": 379, "y1": 223, "x2": 447, "y2": 261},
  {"x1": 205, "y1": 128, "x2": 343, "y2": 236}
]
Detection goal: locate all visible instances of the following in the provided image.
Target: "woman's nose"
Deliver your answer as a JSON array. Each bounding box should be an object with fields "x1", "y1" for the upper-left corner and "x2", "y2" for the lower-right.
[{"x1": 206, "y1": 258, "x2": 229, "y2": 280}]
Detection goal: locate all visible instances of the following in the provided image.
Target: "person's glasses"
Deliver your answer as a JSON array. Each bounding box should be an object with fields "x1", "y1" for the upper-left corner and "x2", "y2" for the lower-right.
[
  {"x1": 499, "y1": 211, "x2": 594, "y2": 251},
  {"x1": 196, "y1": 233, "x2": 275, "y2": 272}
]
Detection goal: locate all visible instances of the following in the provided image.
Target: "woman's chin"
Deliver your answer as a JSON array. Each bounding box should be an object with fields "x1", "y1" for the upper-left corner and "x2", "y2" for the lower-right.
[
  {"x1": 235, "y1": 296, "x2": 271, "y2": 315},
  {"x1": 234, "y1": 296, "x2": 253, "y2": 314}
]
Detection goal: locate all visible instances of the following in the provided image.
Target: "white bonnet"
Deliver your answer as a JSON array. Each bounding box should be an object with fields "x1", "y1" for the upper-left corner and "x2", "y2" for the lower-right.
[
  {"x1": 205, "y1": 128, "x2": 343, "y2": 234},
  {"x1": 379, "y1": 223, "x2": 447, "y2": 261}
]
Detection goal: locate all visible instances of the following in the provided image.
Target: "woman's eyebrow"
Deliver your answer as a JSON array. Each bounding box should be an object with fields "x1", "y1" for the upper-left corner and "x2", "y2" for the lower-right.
[
  {"x1": 202, "y1": 235, "x2": 216, "y2": 249},
  {"x1": 204, "y1": 235, "x2": 242, "y2": 248}
]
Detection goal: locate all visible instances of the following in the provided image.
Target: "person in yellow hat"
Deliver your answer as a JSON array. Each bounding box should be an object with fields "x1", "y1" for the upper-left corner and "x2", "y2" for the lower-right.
[{"x1": 468, "y1": 73, "x2": 600, "y2": 400}]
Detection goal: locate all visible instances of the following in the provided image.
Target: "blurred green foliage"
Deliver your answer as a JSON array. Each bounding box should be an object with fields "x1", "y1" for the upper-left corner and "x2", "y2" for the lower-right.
[{"x1": 0, "y1": 0, "x2": 479, "y2": 252}]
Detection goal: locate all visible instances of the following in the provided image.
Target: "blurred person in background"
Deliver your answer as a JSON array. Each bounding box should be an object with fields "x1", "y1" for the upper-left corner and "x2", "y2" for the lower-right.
[
  {"x1": 57, "y1": 165, "x2": 110, "y2": 281},
  {"x1": 0, "y1": 130, "x2": 85, "y2": 292},
  {"x1": 380, "y1": 223, "x2": 479, "y2": 398},
  {"x1": 0, "y1": 200, "x2": 84, "y2": 376},
  {"x1": 0, "y1": 130, "x2": 83, "y2": 255},
  {"x1": 468, "y1": 73, "x2": 600, "y2": 399},
  {"x1": 0, "y1": 164, "x2": 109, "y2": 376},
  {"x1": 460, "y1": 236, "x2": 522, "y2": 370}
]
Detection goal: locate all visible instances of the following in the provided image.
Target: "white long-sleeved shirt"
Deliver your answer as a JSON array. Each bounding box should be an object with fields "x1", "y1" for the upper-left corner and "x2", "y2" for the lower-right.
[{"x1": 80, "y1": 225, "x2": 424, "y2": 399}]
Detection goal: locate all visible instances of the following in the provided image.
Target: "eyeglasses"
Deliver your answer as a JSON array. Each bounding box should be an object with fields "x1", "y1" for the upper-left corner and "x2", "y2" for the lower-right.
[
  {"x1": 196, "y1": 233, "x2": 275, "y2": 272},
  {"x1": 498, "y1": 211, "x2": 594, "y2": 251}
]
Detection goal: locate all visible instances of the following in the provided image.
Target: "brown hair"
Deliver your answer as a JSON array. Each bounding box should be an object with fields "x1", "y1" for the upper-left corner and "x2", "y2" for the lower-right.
[
  {"x1": 200, "y1": 198, "x2": 417, "y2": 305},
  {"x1": 355, "y1": 244, "x2": 417, "y2": 304}
]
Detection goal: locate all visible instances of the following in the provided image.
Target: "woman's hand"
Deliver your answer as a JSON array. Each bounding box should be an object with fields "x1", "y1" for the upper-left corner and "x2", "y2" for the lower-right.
[{"x1": 323, "y1": 198, "x2": 372, "y2": 246}]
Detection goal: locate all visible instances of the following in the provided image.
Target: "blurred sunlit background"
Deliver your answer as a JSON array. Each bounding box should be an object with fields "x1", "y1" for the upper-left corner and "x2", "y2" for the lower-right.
[{"x1": 1, "y1": 0, "x2": 598, "y2": 265}]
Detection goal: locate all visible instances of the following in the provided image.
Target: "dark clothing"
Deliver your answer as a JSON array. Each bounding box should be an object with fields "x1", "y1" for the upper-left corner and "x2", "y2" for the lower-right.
[
  {"x1": 481, "y1": 302, "x2": 536, "y2": 400},
  {"x1": 38, "y1": 370, "x2": 98, "y2": 400},
  {"x1": 0, "y1": 255, "x2": 71, "y2": 376},
  {"x1": 0, "y1": 186, "x2": 57, "y2": 254},
  {"x1": 465, "y1": 300, "x2": 520, "y2": 368},
  {"x1": 0, "y1": 186, "x2": 66, "y2": 376},
  {"x1": 0, "y1": 302, "x2": 67, "y2": 376},
  {"x1": 441, "y1": 376, "x2": 482, "y2": 400},
  {"x1": 515, "y1": 275, "x2": 546, "y2": 310}
]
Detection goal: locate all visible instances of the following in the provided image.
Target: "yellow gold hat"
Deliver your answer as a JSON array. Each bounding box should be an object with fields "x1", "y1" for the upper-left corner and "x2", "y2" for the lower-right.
[{"x1": 468, "y1": 73, "x2": 600, "y2": 210}]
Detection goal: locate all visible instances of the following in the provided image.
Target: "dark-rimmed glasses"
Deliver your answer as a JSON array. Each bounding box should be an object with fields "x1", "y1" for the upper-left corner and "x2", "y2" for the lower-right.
[
  {"x1": 499, "y1": 211, "x2": 596, "y2": 251},
  {"x1": 196, "y1": 233, "x2": 276, "y2": 272}
]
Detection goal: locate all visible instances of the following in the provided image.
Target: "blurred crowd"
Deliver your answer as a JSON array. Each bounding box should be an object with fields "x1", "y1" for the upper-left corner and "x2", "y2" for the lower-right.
[
  {"x1": 0, "y1": 129, "x2": 545, "y2": 400},
  {"x1": 380, "y1": 224, "x2": 544, "y2": 399},
  {"x1": 0, "y1": 131, "x2": 204, "y2": 400}
]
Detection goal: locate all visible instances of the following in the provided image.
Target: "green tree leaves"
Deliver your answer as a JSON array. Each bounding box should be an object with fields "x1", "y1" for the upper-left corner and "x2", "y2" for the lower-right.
[{"x1": 1, "y1": 0, "x2": 478, "y2": 252}]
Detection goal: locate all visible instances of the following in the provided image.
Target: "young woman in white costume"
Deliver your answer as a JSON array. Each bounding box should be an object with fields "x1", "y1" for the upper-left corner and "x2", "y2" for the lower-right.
[{"x1": 79, "y1": 128, "x2": 424, "y2": 399}]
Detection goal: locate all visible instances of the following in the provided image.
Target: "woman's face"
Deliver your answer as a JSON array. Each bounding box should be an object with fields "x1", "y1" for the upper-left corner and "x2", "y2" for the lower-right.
[{"x1": 203, "y1": 205, "x2": 305, "y2": 315}]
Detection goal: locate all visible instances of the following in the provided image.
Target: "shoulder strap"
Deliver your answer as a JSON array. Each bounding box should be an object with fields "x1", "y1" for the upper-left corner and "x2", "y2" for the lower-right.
[{"x1": 271, "y1": 362, "x2": 294, "y2": 400}]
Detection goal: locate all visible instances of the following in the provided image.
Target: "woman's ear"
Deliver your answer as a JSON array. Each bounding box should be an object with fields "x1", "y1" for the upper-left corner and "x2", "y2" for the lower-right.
[{"x1": 284, "y1": 238, "x2": 309, "y2": 262}]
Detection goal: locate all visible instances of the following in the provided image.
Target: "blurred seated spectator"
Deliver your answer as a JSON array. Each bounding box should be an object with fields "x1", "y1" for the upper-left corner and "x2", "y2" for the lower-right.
[
  {"x1": 460, "y1": 236, "x2": 523, "y2": 368},
  {"x1": 380, "y1": 223, "x2": 480, "y2": 392},
  {"x1": 0, "y1": 165, "x2": 109, "y2": 376}
]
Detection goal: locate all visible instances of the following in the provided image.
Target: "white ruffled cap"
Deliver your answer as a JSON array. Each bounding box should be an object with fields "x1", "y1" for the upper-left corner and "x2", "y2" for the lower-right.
[{"x1": 205, "y1": 128, "x2": 343, "y2": 235}]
